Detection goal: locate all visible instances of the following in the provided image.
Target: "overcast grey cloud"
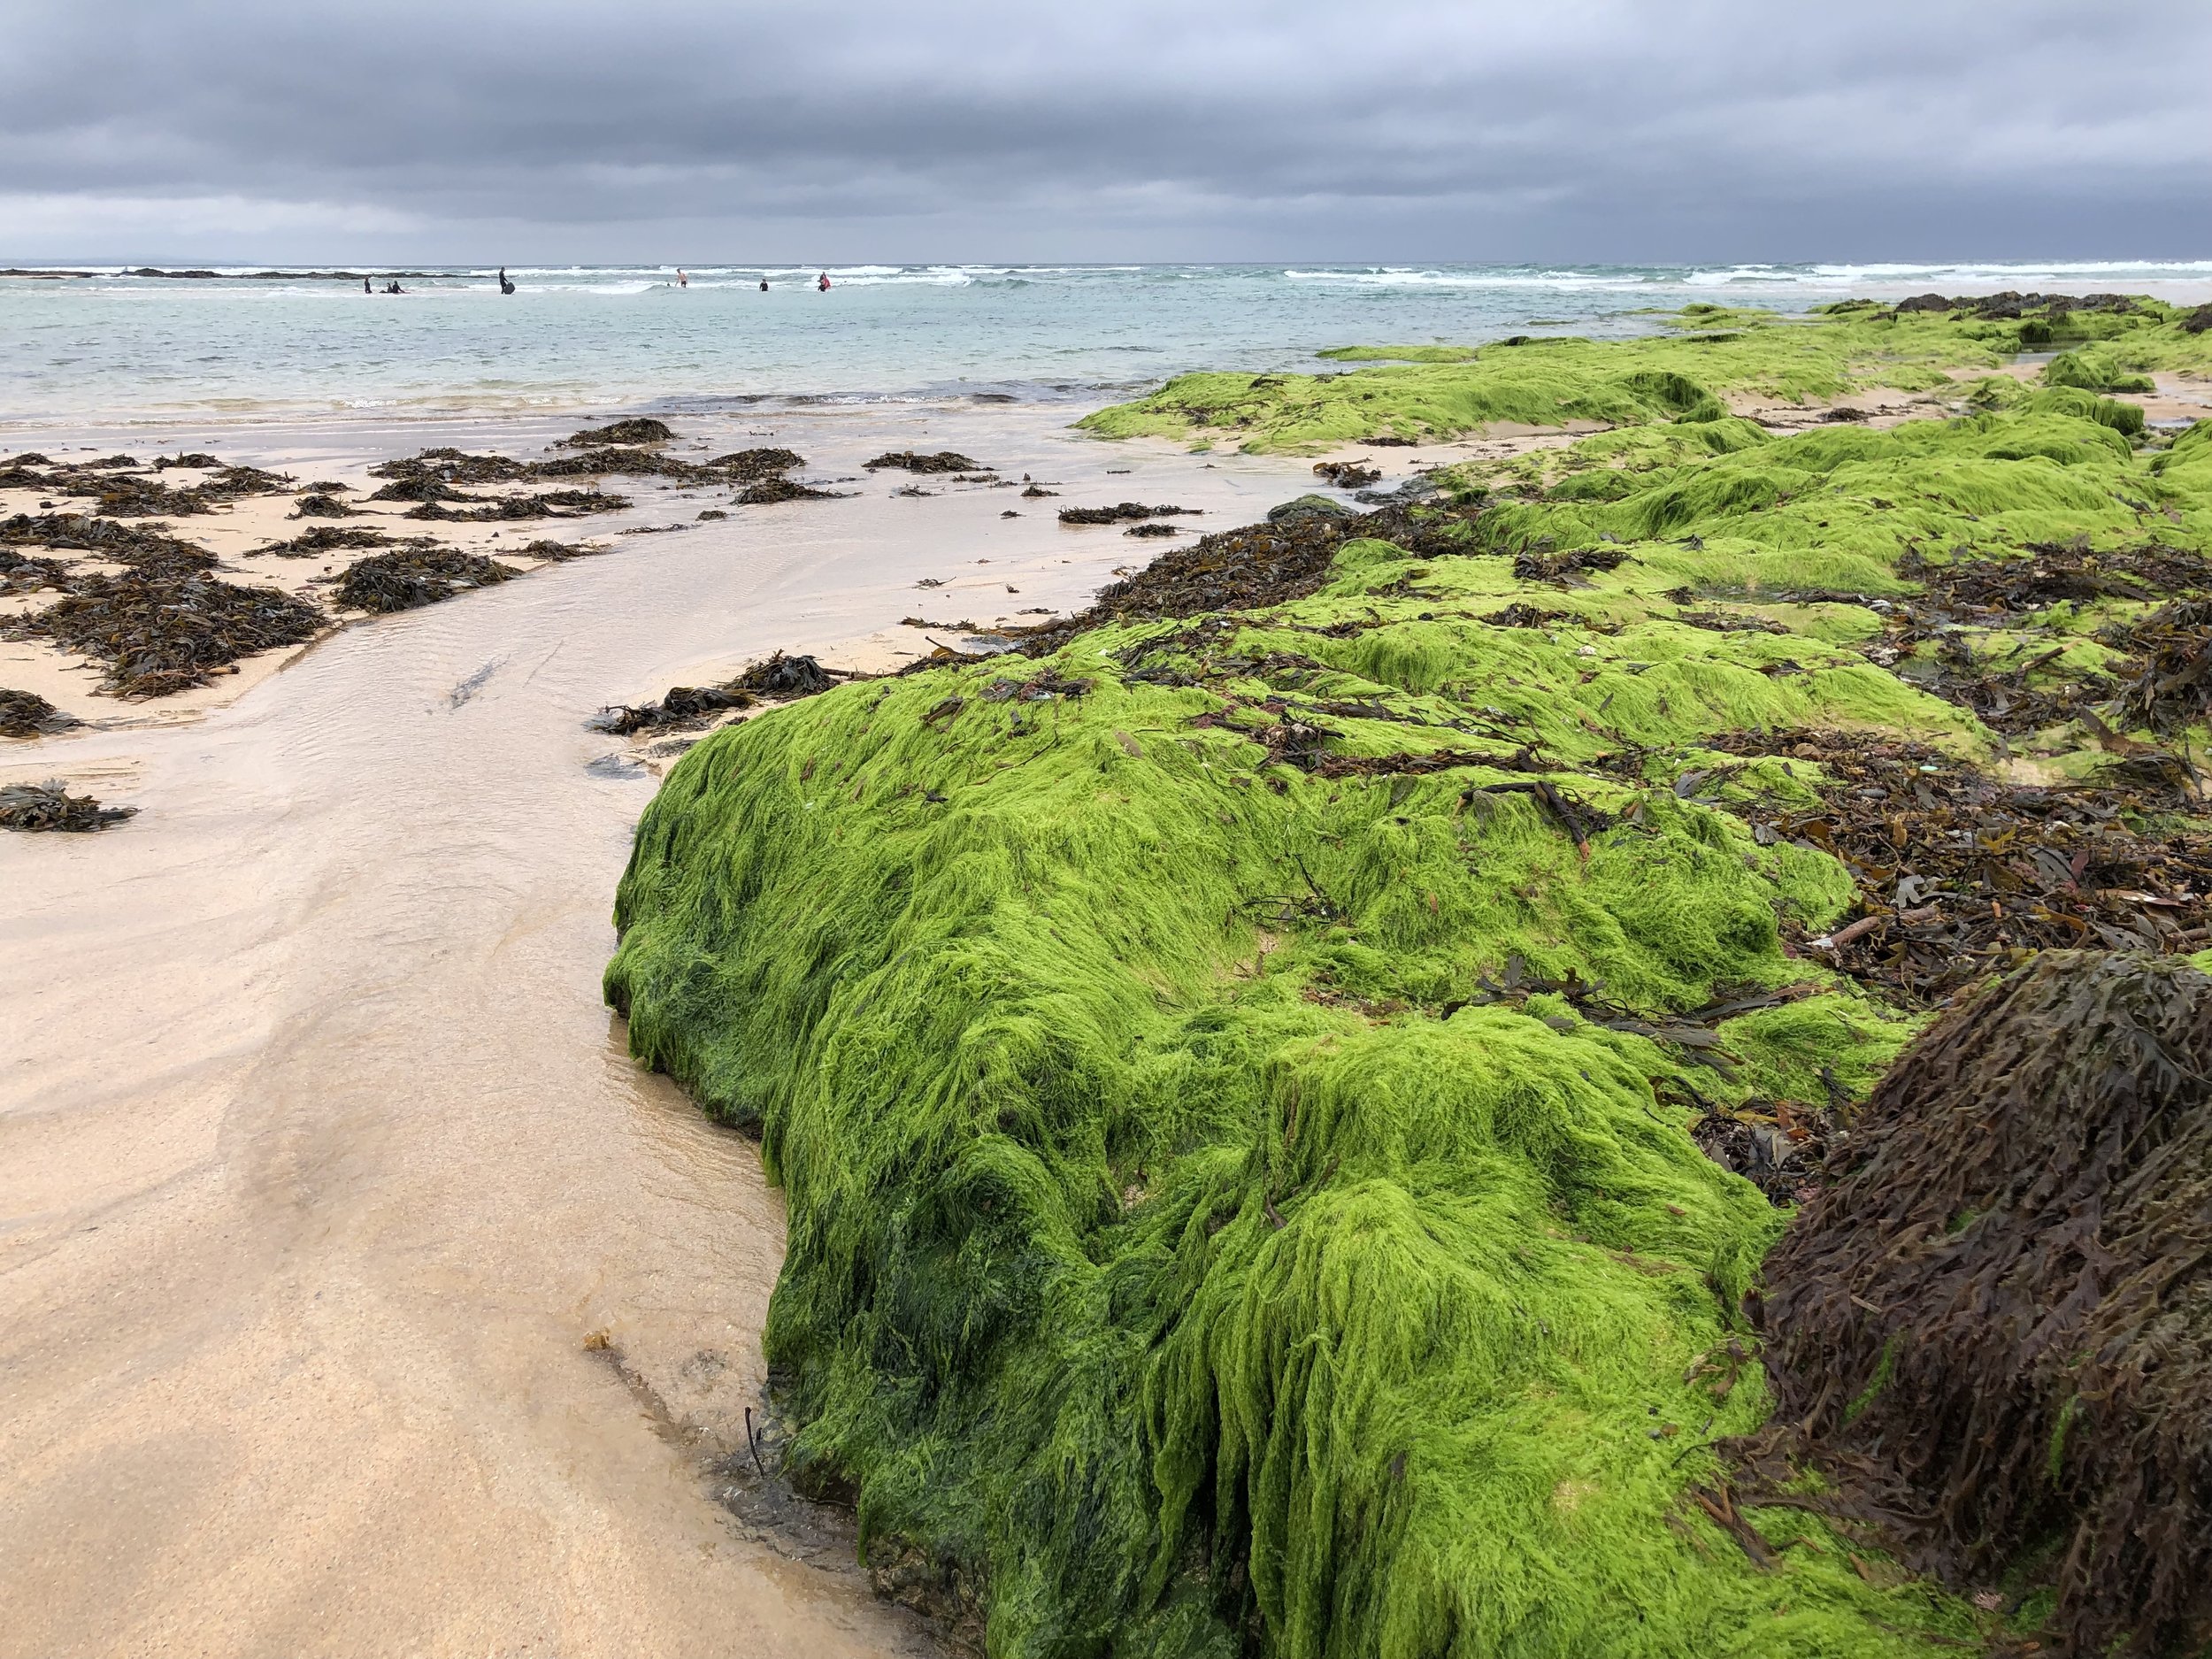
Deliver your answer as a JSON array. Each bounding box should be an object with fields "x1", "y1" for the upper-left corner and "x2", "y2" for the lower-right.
[{"x1": 3, "y1": 0, "x2": 2208, "y2": 264}]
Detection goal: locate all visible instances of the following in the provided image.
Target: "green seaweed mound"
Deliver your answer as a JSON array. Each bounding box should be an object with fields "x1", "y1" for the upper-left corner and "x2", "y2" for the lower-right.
[
  {"x1": 1079, "y1": 301, "x2": 2208, "y2": 455},
  {"x1": 609, "y1": 662, "x2": 1956, "y2": 1656},
  {"x1": 611, "y1": 334, "x2": 2212, "y2": 1654}
]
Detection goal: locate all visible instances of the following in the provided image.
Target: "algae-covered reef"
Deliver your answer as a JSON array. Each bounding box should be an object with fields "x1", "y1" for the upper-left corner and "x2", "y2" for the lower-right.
[
  {"x1": 1079, "y1": 296, "x2": 2212, "y2": 454},
  {"x1": 610, "y1": 311, "x2": 2212, "y2": 1656}
]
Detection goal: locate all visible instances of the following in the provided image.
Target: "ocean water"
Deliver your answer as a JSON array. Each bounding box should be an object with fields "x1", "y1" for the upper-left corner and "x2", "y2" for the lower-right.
[{"x1": 4, "y1": 259, "x2": 2208, "y2": 426}]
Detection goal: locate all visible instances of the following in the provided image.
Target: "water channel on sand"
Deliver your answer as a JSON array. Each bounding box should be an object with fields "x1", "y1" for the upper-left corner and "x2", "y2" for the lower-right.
[{"x1": 0, "y1": 404, "x2": 1320, "y2": 1657}]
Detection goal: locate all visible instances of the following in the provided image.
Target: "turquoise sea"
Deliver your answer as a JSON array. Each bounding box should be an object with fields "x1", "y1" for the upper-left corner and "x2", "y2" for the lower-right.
[{"x1": 4, "y1": 259, "x2": 2209, "y2": 425}]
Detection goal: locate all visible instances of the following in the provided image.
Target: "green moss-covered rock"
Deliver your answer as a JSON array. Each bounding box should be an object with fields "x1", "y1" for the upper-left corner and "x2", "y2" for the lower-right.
[{"x1": 611, "y1": 331, "x2": 2212, "y2": 1655}]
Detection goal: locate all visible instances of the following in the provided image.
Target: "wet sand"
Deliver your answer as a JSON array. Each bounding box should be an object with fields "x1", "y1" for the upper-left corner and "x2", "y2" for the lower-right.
[{"x1": 0, "y1": 403, "x2": 1331, "y2": 1658}]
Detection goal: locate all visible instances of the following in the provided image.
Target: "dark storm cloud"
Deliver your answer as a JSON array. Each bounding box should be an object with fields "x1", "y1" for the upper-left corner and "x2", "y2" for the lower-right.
[{"x1": 3, "y1": 0, "x2": 2207, "y2": 261}]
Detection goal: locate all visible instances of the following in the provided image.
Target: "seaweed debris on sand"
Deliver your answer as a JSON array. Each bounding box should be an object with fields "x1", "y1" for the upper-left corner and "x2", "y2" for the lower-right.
[
  {"x1": 557, "y1": 417, "x2": 676, "y2": 448},
  {"x1": 1056, "y1": 502, "x2": 1198, "y2": 525},
  {"x1": 606, "y1": 299, "x2": 2212, "y2": 1658},
  {"x1": 402, "y1": 487, "x2": 629, "y2": 523},
  {"x1": 865, "y1": 450, "x2": 984, "y2": 473},
  {"x1": 329, "y1": 546, "x2": 518, "y2": 614},
  {"x1": 5, "y1": 569, "x2": 326, "y2": 696},
  {"x1": 253, "y1": 525, "x2": 396, "y2": 558},
  {"x1": 0, "y1": 688, "x2": 81, "y2": 738},
  {"x1": 592, "y1": 651, "x2": 845, "y2": 736},
  {"x1": 1745, "y1": 951, "x2": 2212, "y2": 1658},
  {"x1": 1, "y1": 780, "x2": 134, "y2": 832}
]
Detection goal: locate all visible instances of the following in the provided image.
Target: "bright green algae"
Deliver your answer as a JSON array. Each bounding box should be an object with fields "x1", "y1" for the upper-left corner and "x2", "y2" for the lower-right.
[
  {"x1": 1079, "y1": 301, "x2": 2208, "y2": 455},
  {"x1": 609, "y1": 665, "x2": 1958, "y2": 1658},
  {"x1": 611, "y1": 334, "x2": 2210, "y2": 1655}
]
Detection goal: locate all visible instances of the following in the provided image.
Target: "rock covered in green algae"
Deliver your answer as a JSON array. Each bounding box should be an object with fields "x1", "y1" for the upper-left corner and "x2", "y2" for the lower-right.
[
  {"x1": 1081, "y1": 296, "x2": 2212, "y2": 454},
  {"x1": 609, "y1": 301, "x2": 2212, "y2": 1657}
]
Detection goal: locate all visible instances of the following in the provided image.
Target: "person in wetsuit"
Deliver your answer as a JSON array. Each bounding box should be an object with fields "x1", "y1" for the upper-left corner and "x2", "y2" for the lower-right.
[
  {"x1": 498, "y1": 267, "x2": 515, "y2": 295},
  {"x1": 817, "y1": 271, "x2": 831, "y2": 292}
]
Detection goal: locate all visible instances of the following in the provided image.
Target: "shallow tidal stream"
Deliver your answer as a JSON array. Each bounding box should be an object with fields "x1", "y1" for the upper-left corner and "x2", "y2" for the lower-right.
[{"x1": 0, "y1": 403, "x2": 1322, "y2": 1657}]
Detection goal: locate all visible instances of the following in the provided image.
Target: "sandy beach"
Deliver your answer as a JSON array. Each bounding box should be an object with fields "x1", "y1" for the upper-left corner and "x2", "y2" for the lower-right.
[{"x1": 0, "y1": 402, "x2": 1338, "y2": 1658}]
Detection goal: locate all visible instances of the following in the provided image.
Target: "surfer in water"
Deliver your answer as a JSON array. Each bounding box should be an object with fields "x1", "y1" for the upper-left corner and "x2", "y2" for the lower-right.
[
  {"x1": 363, "y1": 276, "x2": 372, "y2": 294},
  {"x1": 759, "y1": 277, "x2": 768, "y2": 291},
  {"x1": 498, "y1": 267, "x2": 515, "y2": 295},
  {"x1": 818, "y1": 271, "x2": 831, "y2": 292},
  {"x1": 677, "y1": 268, "x2": 687, "y2": 288}
]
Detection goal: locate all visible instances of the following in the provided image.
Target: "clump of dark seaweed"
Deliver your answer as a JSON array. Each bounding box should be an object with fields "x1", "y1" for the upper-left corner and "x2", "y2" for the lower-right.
[
  {"x1": 731, "y1": 650, "x2": 839, "y2": 699},
  {"x1": 370, "y1": 474, "x2": 473, "y2": 503},
  {"x1": 865, "y1": 450, "x2": 982, "y2": 473},
  {"x1": 1016, "y1": 501, "x2": 1484, "y2": 657},
  {"x1": 200, "y1": 465, "x2": 297, "y2": 498},
  {"x1": 404, "y1": 488, "x2": 629, "y2": 522},
  {"x1": 1056, "y1": 503, "x2": 1199, "y2": 526},
  {"x1": 557, "y1": 418, "x2": 675, "y2": 448},
  {"x1": 734, "y1": 476, "x2": 840, "y2": 505},
  {"x1": 330, "y1": 547, "x2": 517, "y2": 614},
  {"x1": 253, "y1": 525, "x2": 395, "y2": 558},
  {"x1": 2, "y1": 548, "x2": 75, "y2": 593},
  {"x1": 368, "y1": 449, "x2": 534, "y2": 488},
  {"x1": 706, "y1": 448, "x2": 807, "y2": 482},
  {"x1": 70, "y1": 474, "x2": 217, "y2": 518},
  {"x1": 0, "y1": 688, "x2": 81, "y2": 738},
  {"x1": 1900, "y1": 541, "x2": 2212, "y2": 616},
  {"x1": 2105, "y1": 596, "x2": 2212, "y2": 734},
  {"x1": 289, "y1": 492, "x2": 359, "y2": 518},
  {"x1": 1312, "y1": 459, "x2": 1381, "y2": 488},
  {"x1": 1125, "y1": 522, "x2": 1181, "y2": 537},
  {"x1": 512, "y1": 538, "x2": 603, "y2": 561},
  {"x1": 4, "y1": 571, "x2": 326, "y2": 696},
  {"x1": 151, "y1": 451, "x2": 222, "y2": 470},
  {"x1": 3, "y1": 511, "x2": 214, "y2": 572},
  {"x1": 534, "y1": 447, "x2": 714, "y2": 481},
  {"x1": 0, "y1": 780, "x2": 134, "y2": 832},
  {"x1": 1746, "y1": 950, "x2": 2212, "y2": 1657},
  {"x1": 1701, "y1": 729, "x2": 2211, "y2": 1002},
  {"x1": 591, "y1": 652, "x2": 846, "y2": 735}
]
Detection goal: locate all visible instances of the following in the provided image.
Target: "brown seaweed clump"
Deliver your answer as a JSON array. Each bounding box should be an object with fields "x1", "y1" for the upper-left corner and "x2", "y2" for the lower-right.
[
  {"x1": 864, "y1": 450, "x2": 982, "y2": 473},
  {"x1": 330, "y1": 547, "x2": 517, "y2": 614},
  {"x1": 0, "y1": 688, "x2": 81, "y2": 738},
  {"x1": 590, "y1": 651, "x2": 844, "y2": 734},
  {"x1": 707, "y1": 448, "x2": 806, "y2": 481},
  {"x1": 1312, "y1": 459, "x2": 1381, "y2": 488},
  {"x1": 1015, "y1": 499, "x2": 1483, "y2": 657},
  {"x1": 368, "y1": 448, "x2": 535, "y2": 487},
  {"x1": 1750, "y1": 951, "x2": 2212, "y2": 1656},
  {"x1": 0, "y1": 780, "x2": 134, "y2": 832},
  {"x1": 1701, "y1": 729, "x2": 2212, "y2": 1003},
  {"x1": 734, "y1": 476, "x2": 839, "y2": 505},
  {"x1": 5, "y1": 571, "x2": 326, "y2": 696},
  {"x1": 557, "y1": 418, "x2": 674, "y2": 448},
  {"x1": 3, "y1": 511, "x2": 210, "y2": 567},
  {"x1": 403, "y1": 488, "x2": 629, "y2": 522},
  {"x1": 2106, "y1": 596, "x2": 2212, "y2": 735},
  {"x1": 1056, "y1": 502, "x2": 1198, "y2": 525},
  {"x1": 253, "y1": 525, "x2": 395, "y2": 558}
]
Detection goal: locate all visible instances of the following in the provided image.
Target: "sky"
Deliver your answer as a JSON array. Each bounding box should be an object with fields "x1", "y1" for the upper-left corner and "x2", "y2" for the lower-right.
[{"x1": 4, "y1": 0, "x2": 2208, "y2": 266}]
